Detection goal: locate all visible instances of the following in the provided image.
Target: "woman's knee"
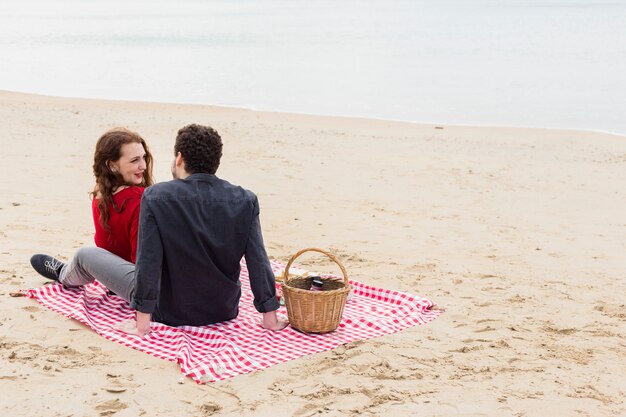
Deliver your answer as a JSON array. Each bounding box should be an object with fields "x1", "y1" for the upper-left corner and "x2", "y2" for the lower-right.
[{"x1": 75, "y1": 246, "x2": 103, "y2": 262}]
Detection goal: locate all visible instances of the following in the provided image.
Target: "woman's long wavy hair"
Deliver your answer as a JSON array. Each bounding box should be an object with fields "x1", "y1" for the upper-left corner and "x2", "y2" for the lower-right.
[{"x1": 91, "y1": 128, "x2": 154, "y2": 232}]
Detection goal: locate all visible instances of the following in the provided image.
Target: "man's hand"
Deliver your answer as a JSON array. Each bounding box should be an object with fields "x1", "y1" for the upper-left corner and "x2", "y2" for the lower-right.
[
  {"x1": 114, "y1": 312, "x2": 152, "y2": 337},
  {"x1": 261, "y1": 311, "x2": 289, "y2": 331},
  {"x1": 135, "y1": 311, "x2": 151, "y2": 336}
]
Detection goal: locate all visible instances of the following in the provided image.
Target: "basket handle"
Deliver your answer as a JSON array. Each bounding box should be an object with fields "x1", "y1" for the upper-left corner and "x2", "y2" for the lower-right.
[{"x1": 284, "y1": 248, "x2": 349, "y2": 287}]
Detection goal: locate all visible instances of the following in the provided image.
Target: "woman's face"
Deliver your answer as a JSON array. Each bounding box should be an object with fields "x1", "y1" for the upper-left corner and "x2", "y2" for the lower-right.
[{"x1": 111, "y1": 142, "x2": 147, "y2": 186}]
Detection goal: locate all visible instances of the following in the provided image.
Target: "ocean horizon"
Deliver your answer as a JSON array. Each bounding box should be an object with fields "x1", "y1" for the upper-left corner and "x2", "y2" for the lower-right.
[{"x1": 1, "y1": 0, "x2": 625, "y2": 135}]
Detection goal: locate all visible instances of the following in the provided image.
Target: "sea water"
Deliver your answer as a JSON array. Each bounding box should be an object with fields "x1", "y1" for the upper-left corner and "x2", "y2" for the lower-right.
[{"x1": 1, "y1": 0, "x2": 625, "y2": 134}]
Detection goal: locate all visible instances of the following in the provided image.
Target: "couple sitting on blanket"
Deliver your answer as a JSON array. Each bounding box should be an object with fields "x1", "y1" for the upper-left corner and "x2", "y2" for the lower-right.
[{"x1": 30, "y1": 124, "x2": 288, "y2": 336}]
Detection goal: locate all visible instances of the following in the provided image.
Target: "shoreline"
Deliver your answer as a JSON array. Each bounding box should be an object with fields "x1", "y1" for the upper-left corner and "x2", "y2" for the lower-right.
[
  {"x1": 3, "y1": 89, "x2": 625, "y2": 139},
  {"x1": 1, "y1": 90, "x2": 625, "y2": 416}
]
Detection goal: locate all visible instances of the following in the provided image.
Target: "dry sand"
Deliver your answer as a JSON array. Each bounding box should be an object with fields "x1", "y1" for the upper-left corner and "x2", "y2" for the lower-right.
[{"x1": 0, "y1": 90, "x2": 625, "y2": 416}]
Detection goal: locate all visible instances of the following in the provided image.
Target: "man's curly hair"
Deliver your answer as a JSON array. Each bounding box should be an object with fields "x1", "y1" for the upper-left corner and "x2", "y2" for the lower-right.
[{"x1": 175, "y1": 124, "x2": 223, "y2": 174}]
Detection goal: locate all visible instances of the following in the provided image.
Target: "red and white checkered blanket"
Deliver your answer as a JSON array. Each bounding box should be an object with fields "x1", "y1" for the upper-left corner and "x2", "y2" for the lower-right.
[{"x1": 25, "y1": 260, "x2": 442, "y2": 383}]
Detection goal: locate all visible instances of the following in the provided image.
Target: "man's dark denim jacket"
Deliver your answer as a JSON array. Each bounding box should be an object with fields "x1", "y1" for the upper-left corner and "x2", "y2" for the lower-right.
[{"x1": 130, "y1": 173, "x2": 279, "y2": 327}]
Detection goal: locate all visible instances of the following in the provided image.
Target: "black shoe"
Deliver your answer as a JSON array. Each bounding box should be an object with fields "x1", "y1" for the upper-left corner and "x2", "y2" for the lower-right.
[{"x1": 30, "y1": 254, "x2": 65, "y2": 281}]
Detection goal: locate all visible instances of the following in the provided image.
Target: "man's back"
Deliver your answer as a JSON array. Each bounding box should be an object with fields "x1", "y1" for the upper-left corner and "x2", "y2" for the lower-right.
[{"x1": 132, "y1": 173, "x2": 278, "y2": 326}]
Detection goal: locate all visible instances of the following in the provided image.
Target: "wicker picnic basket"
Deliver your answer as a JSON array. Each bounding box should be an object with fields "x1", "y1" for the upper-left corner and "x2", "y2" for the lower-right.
[{"x1": 281, "y1": 248, "x2": 350, "y2": 333}]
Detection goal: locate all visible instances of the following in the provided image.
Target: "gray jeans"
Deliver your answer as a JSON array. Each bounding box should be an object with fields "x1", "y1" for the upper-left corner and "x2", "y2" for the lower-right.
[{"x1": 59, "y1": 247, "x2": 136, "y2": 302}]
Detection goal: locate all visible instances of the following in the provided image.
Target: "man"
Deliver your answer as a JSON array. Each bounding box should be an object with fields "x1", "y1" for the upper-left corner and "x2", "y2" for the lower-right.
[{"x1": 31, "y1": 124, "x2": 288, "y2": 335}]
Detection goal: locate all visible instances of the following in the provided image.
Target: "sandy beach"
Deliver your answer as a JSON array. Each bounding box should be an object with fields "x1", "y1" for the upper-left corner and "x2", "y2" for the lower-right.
[{"x1": 1, "y1": 90, "x2": 625, "y2": 416}]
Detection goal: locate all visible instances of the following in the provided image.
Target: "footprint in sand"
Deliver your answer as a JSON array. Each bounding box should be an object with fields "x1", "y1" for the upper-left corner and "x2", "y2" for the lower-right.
[
  {"x1": 198, "y1": 402, "x2": 222, "y2": 416},
  {"x1": 95, "y1": 399, "x2": 128, "y2": 416},
  {"x1": 474, "y1": 326, "x2": 496, "y2": 333},
  {"x1": 594, "y1": 302, "x2": 626, "y2": 319},
  {"x1": 506, "y1": 295, "x2": 526, "y2": 303},
  {"x1": 542, "y1": 326, "x2": 578, "y2": 335}
]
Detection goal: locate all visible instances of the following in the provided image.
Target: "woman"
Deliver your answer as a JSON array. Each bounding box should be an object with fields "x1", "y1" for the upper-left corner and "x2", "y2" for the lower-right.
[
  {"x1": 31, "y1": 127, "x2": 153, "y2": 281},
  {"x1": 91, "y1": 128, "x2": 154, "y2": 263}
]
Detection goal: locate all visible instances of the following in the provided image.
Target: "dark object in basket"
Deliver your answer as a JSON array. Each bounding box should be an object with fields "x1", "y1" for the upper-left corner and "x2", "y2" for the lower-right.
[
  {"x1": 309, "y1": 276, "x2": 324, "y2": 291},
  {"x1": 281, "y1": 248, "x2": 350, "y2": 333}
]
